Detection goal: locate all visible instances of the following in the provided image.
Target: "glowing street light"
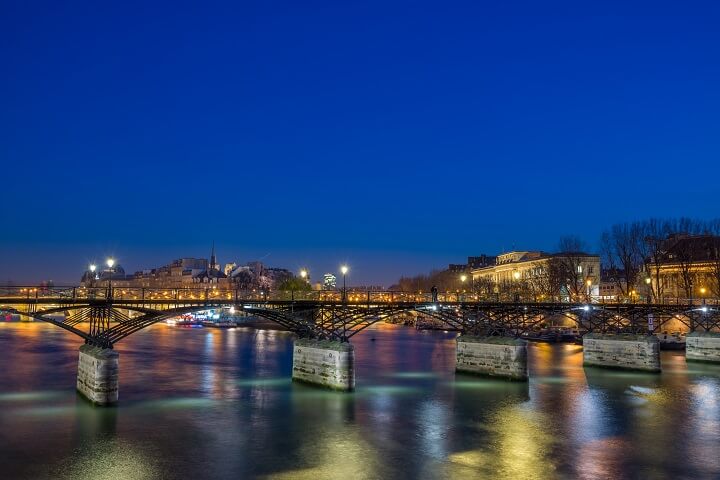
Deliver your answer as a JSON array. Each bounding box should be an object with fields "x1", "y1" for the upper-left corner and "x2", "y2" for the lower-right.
[
  {"x1": 340, "y1": 265, "x2": 349, "y2": 302},
  {"x1": 89, "y1": 264, "x2": 97, "y2": 273},
  {"x1": 106, "y1": 258, "x2": 115, "y2": 269},
  {"x1": 300, "y1": 269, "x2": 308, "y2": 281},
  {"x1": 586, "y1": 278, "x2": 592, "y2": 302}
]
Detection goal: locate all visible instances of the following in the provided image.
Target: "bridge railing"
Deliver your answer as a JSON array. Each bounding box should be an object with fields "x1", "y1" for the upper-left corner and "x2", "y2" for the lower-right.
[{"x1": 0, "y1": 286, "x2": 719, "y2": 306}]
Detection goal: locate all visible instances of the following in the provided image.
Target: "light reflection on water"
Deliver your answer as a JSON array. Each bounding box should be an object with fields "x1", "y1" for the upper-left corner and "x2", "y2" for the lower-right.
[{"x1": 0, "y1": 322, "x2": 719, "y2": 479}]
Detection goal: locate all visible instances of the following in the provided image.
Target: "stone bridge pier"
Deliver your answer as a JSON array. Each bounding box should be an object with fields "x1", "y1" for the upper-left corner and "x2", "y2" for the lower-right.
[
  {"x1": 291, "y1": 339, "x2": 355, "y2": 391},
  {"x1": 582, "y1": 334, "x2": 661, "y2": 372},
  {"x1": 455, "y1": 336, "x2": 529, "y2": 380},
  {"x1": 76, "y1": 345, "x2": 119, "y2": 405}
]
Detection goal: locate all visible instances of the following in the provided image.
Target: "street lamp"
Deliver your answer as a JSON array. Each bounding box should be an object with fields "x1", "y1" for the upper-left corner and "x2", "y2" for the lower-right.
[
  {"x1": 459, "y1": 274, "x2": 467, "y2": 302},
  {"x1": 340, "y1": 265, "x2": 349, "y2": 302},
  {"x1": 645, "y1": 276, "x2": 652, "y2": 303},
  {"x1": 700, "y1": 286, "x2": 707, "y2": 305},
  {"x1": 89, "y1": 264, "x2": 97, "y2": 273},
  {"x1": 106, "y1": 258, "x2": 115, "y2": 295},
  {"x1": 512, "y1": 270, "x2": 520, "y2": 302},
  {"x1": 586, "y1": 279, "x2": 592, "y2": 302},
  {"x1": 300, "y1": 269, "x2": 308, "y2": 281}
]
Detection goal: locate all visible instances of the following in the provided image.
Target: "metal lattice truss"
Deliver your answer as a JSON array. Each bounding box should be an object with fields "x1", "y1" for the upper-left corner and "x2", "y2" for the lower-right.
[{"x1": 2, "y1": 300, "x2": 720, "y2": 348}]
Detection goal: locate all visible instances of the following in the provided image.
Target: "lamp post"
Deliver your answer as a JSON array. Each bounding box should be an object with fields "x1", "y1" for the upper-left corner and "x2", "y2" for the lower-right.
[
  {"x1": 298, "y1": 269, "x2": 309, "y2": 300},
  {"x1": 460, "y1": 274, "x2": 467, "y2": 302},
  {"x1": 645, "y1": 276, "x2": 652, "y2": 304},
  {"x1": 700, "y1": 286, "x2": 707, "y2": 305},
  {"x1": 586, "y1": 279, "x2": 592, "y2": 303},
  {"x1": 106, "y1": 258, "x2": 115, "y2": 297},
  {"x1": 512, "y1": 270, "x2": 520, "y2": 302},
  {"x1": 340, "y1": 265, "x2": 348, "y2": 302}
]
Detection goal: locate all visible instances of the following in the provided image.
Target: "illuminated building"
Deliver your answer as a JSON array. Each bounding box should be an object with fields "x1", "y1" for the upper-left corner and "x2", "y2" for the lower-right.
[
  {"x1": 471, "y1": 250, "x2": 600, "y2": 300},
  {"x1": 649, "y1": 234, "x2": 720, "y2": 300},
  {"x1": 323, "y1": 273, "x2": 337, "y2": 290}
]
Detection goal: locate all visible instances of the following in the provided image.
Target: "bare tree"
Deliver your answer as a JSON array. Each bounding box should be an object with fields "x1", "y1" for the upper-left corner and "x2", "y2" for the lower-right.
[
  {"x1": 642, "y1": 218, "x2": 674, "y2": 301},
  {"x1": 708, "y1": 220, "x2": 720, "y2": 298},
  {"x1": 600, "y1": 222, "x2": 645, "y2": 298},
  {"x1": 557, "y1": 236, "x2": 588, "y2": 300}
]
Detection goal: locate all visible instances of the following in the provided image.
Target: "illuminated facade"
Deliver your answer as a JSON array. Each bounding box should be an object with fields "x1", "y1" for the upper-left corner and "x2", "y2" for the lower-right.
[
  {"x1": 323, "y1": 273, "x2": 337, "y2": 290},
  {"x1": 649, "y1": 234, "x2": 720, "y2": 300},
  {"x1": 470, "y1": 250, "x2": 600, "y2": 299}
]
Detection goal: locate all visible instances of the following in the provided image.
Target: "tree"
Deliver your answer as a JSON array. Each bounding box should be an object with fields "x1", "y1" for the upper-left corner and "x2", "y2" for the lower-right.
[
  {"x1": 556, "y1": 236, "x2": 588, "y2": 300},
  {"x1": 276, "y1": 277, "x2": 312, "y2": 292},
  {"x1": 600, "y1": 222, "x2": 644, "y2": 298},
  {"x1": 232, "y1": 270, "x2": 254, "y2": 290},
  {"x1": 546, "y1": 257, "x2": 569, "y2": 300}
]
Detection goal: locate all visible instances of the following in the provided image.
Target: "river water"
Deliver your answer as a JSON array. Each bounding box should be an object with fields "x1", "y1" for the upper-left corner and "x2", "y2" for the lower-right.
[{"x1": 0, "y1": 322, "x2": 719, "y2": 479}]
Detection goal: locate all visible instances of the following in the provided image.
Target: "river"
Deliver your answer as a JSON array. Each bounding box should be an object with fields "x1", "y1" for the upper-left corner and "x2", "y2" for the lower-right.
[{"x1": 0, "y1": 321, "x2": 719, "y2": 479}]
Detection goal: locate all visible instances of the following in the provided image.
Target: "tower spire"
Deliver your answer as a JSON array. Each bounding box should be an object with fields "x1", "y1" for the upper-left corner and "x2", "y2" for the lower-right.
[{"x1": 210, "y1": 241, "x2": 218, "y2": 271}]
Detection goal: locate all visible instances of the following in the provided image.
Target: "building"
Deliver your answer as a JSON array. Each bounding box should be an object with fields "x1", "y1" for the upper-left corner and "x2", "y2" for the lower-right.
[
  {"x1": 80, "y1": 245, "x2": 228, "y2": 288},
  {"x1": 649, "y1": 234, "x2": 720, "y2": 301},
  {"x1": 448, "y1": 264, "x2": 467, "y2": 273},
  {"x1": 448, "y1": 255, "x2": 497, "y2": 273},
  {"x1": 470, "y1": 250, "x2": 600, "y2": 300},
  {"x1": 468, "y1": 255, "x2": 496, "y2": 270},
  {"x1": 598, "y1": 267, "x2": 628, "y2": 302},
  {"x1": 323, "y1": 273, "x2": 337, "y2": 290}
]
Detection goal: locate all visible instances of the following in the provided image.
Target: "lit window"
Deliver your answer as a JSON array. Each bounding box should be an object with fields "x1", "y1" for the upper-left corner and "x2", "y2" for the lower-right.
[{"x1": 577, "y1": 265, "x2": 583, "y2": 274}]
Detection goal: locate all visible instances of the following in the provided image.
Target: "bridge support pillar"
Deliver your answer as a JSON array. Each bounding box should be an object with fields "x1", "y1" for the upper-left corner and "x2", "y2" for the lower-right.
[
  {"x1": 686, "y1": 332, "x2": 720, "y2": 362},
  {"x1": 77, "y1": 344, "x2": 119, "y2": 405},
  {"x1": 292, "y1": 339, "x2": 355, "y2": 391},
  {"x1": 455, "y1": 336, "x2": 528, "y2": 380},
  {"x1": 583, "y1": 333, "x2": 660, "y2": 372}
]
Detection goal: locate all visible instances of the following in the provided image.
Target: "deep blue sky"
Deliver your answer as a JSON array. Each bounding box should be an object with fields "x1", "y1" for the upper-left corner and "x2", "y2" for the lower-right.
[{"x1": 1, "y1": 0, "x2": 719, "y2": 286}]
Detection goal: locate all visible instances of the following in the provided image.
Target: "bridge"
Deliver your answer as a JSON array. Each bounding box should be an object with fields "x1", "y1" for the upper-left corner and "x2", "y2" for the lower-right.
[{"x1": 2, "y1": 285, "x2": 720, "y2": 405}]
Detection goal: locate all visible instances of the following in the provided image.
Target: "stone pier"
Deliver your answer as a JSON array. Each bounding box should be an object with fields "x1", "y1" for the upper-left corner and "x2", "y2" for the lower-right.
[
  {"x1": 292, "y1": 339, "x2": 355, "y2": 391},
  {"x1": 76, "y1": 344, "x2": 119, "y2": 405},
  {"x1": 686, "y1": 332, "x2": 720, "y2": 362},
  {"x1": 455, "y1": 336, "x2": 528, "y2": 380},
  {"x1": 582, "y1": 333, "x2": 660, "y2": 372}
]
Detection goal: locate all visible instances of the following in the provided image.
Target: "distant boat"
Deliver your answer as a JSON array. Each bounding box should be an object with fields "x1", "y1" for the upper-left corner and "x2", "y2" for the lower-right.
[{"x1": 656, "y1": 331, "x2": 686, "y2": 350}]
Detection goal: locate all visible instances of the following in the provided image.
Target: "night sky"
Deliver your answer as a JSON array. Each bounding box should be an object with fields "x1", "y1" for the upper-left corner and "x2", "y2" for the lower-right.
[{"x1": 2, "y1": 1, "x2": 719, "y2": 286}]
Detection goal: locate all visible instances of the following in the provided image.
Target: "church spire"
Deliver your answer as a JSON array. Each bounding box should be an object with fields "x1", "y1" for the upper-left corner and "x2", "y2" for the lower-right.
[{"x1": 210, "y1": 241, "x2": 218, "y2": 271}]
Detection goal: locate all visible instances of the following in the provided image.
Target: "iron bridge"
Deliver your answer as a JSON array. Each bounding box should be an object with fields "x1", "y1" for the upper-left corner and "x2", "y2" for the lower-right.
[{"x1": 1, "y1": 286, "x2": 719, "y2": 349}]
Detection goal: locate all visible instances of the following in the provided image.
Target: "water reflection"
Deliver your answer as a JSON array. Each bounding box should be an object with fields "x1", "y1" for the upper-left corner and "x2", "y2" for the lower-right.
[{"x1": 1, "y1": 322, "x2": 720, "y2": 479}]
